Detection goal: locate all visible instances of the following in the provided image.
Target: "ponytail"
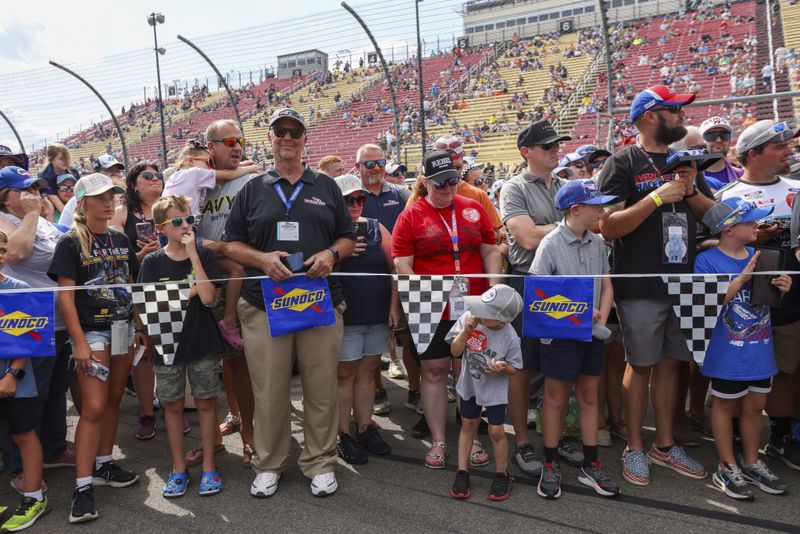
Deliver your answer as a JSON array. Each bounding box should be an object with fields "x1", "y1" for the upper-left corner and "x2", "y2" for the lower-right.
[
  {"x1": 71, "y1": 203, "x2": 93, "y2": 260},
  {"x1": 406, "y1": 175, "x2": 428, "y2": 206}
]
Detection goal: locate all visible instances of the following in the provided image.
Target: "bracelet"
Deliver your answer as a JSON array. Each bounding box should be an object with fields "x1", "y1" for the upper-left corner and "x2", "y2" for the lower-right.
[
  {"x1": 648, "y1": 191, "x2": 663, "y2": 207},
  {"x1": 685, "y1": 187, "x2": 698, "y2": 198}
]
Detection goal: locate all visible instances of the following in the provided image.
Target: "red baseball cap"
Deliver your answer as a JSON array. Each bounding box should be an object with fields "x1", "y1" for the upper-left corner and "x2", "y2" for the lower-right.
[{"x1": 630, "y1": 85, "x2": 695, "y2": 122}]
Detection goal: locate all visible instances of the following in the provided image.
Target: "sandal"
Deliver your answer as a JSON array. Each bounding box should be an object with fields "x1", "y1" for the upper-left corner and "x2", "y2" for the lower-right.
[
  {"x1": 199, "y1": 469, "x2": 223, "y2": 496},
  {"x1": 162, "y1": 471, "x2": 189, "y2": 498},
  {"x1": 242, "y1": 444, "x2": 255, "y2": 468},
  {"x1": 217, "y1": 320, "x2": 244, "y2": 351},
  {"x1": 219, "y1": 414, "x2": 241, "y2": 436},
  {"x1": 425, "y1": 441, "x2": 447, "y2": 469},
  {"x1": 469, "y1": 440, "x2": 490, "y2": 467},
  {"x1": 185, "y1": 443, "x2": 226, "y2": 468}
]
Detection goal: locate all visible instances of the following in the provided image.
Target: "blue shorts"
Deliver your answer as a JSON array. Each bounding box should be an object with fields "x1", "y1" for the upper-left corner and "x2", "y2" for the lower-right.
[
  {"x1": 71, "y1": 323, "x2": 136, "y2": 356},
  {"x1": 340, "y1": 324, "x2": 391, "y2": 361},
  {"x1": 540, "y1": 338, "x2": 604, "y2": 382},
  {"x1": 459, "y1": 396, "x2": 507, "y2": 425}
]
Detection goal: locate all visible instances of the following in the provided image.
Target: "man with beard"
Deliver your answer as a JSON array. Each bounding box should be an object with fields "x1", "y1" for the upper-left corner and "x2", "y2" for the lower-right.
[
  {"x1": 716, "y1": 120, "x2": 800, "y2": 471},
  {"x1": 597, "y1": 85, "x2": 715, "y2": 487}
]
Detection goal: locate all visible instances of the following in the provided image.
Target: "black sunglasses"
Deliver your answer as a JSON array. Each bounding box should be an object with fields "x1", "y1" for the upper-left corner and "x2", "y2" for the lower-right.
[
  {"x1": 271, "y1": 126, "x2": 304, "y2": 139},
  {"x1": 432, "y1": 177, "x2": 460, "y2": 189},
  {"x1": 703, "y1": 131, "x2": 731, "y2": 142},
  {"x1": 651, "y1": 105, "x2": 683, "y2": 115},
  {"x1": 160, "y1": 214, "x2": 197, "y2": 228},
  {"x1": 473, "y1": 178, "x2": 485, "y2": 186},
  {"x1": 388, "y1": 171, "x2": 402, "y2": 178},
  {"x1": 139, "y1": 171, "x2": 163, "y2": 181},
  {"x1": 345, "y1": 195, "x2": 367, "y2": 207},
  {"x1": 571, "y1": 161, "x2": 586, "y2": 169},
  {"x1": 535, "y1": 141, "x2": 560, "y2": 151},
  {"x1": 590, "y1": 158, "x2": 608, "y2": 169},
  {"x1": 57, "y1": 185, "x2": 74, "y2": 193},
  {"x1": 360, "y1": 159, "x2": 386, "y2": 169}
]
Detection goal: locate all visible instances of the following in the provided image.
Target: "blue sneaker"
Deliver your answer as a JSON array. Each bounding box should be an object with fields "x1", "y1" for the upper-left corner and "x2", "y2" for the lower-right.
[
  {"x1": 162, "y1": 471, "x2": 189, "y2": 498},
  {"x1": 622, "y1": 449, "x2": 650, "y2": 486},
  {"x1": 199, "y1": 470, "x2": 223, "y2": 496}
]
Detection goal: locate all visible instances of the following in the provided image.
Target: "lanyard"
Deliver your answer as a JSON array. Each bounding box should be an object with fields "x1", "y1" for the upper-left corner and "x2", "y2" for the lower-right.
[
  {"x1": 274, "y1": 181, "x2": 304, "y2": 218},
  {"x1": 638, "y1": 144, "x2": 677, "y2": 212},
  {"x1": 429, "y1": 200, "x2": 461, "y2": 274},
  {"x1": 90, "y1": 232, "x2": 118, "y2": 274}
]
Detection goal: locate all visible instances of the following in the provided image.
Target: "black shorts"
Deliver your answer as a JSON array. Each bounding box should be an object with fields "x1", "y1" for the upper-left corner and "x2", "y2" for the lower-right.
[
  {"x1": 459, "y1": 396, "x2": 506, "y2": 425},
  {"x1": 540, "y1": 338, "x2": 605, "y2": 382},
  {"x1": 711, "y1": 377, "x2": 772, "y2": 399},
  {"x1": 410, "y1": 320, "x2": 456, "y2": 361},
  {"x1": 0, "y1": 397, "x2": 41, "y2": 434},
  {"x1": 507, "y1": 271, "x2": 540, "y2": 372}
]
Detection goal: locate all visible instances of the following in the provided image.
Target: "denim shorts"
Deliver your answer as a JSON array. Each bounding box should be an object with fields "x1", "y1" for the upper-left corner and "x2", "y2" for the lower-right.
[
  {"x1": 458, "y1": 396, "x2": 506, "y2": 425},
  {"x1": 71, "y1": 323, "x2": 136, "y2": 356},
  {"x1": 155, "y1": 355, "x2": 221, "y2": 403},
  {"x1": 340, "y1": 324, "x2": 391, "y2": 361}
]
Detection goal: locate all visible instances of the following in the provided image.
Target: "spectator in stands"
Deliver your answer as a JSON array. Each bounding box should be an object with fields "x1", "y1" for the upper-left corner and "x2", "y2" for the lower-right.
[
  {"x1": 318, "y1": 155, "x2": 346, "y2": 178},
  {"x1": 39, "y1": 144, "x2": 80, "y2": 214},
  {"x1": 54, "y1": 175, "x2": 76, "y2": 223},
  {"x1": 560, "y1": 153, "x2": 592, "y2": 180},
  {"x1": 0, "y1": 145, "x2": 29, "y2": 170},
  {"x1": 462, "y1": 161, "x2": 488, "y2": 194},
  {"x1": 224, "y1": 107, "x2": 355, "y2": 498},
  {"x1": 576, "y1": 145, "x2": 612, "y2": 179},
  {"x1": 499, "y1": 120, "x2": 571, "y2": 479},
  {"x1": 384, "y1": 162, "x2": 407, "y2": 186},
  {"x1": 59, "y1": 154, "x2": 125, "y2": 228},
  {"x1": 761, "y1": 64, "x2": 773, "y2": 89},
  {"x1": 699, "y1": 117, "x2": 743, "y2": 186},
  {"x1": 597, "y1": 85, "x2": 714, "y2": 487}
]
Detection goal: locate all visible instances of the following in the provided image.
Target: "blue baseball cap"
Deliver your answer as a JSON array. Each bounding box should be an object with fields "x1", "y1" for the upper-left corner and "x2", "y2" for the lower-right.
[
  {"x1": 555, "y1": 179, "x2": 618, "y2": 210},
  {"x1": 576, "y1": 144, "x2": 612, "y2": 159},
  {"x1": 702, "y1": 197, "x2": 774, "y2": 234},
  {"x1": 0, "y1": 145, "x2": 28, "y2": 170},
  {"x1": 57, "y1": 174, "x2": 76, "y2": 185},
  {"x1": 630, "y1": 85, "x2": 696, "y2": 123},
  {"x1": 0, "y1": 166, "x2": 47, "y2": 190}
]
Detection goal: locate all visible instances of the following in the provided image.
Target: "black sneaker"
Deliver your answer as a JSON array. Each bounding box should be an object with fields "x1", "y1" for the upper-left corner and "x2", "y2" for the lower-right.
[
  {"x1": 488, "y1": 472, "x2": 512, "y2": 501},
  {"x1": 765, "y1": 435, "x2": 800, "y2": 471},
  {"x1": 450, "y1": 470, "x2": 471, "y2": 499},
  {"x1": 411, "y1": 415, "x2": 430, "y2": 439},
  {"x1": 92, "y1": 460, "x2": 140, "y2": 488},
  {"x1": 405, "y1": 390, "x2": 423, "y2": 414},
  {"x1": 478, "y1": 418, "x2": 489, "y2": 435},
  {"x1": 69, "y1": 485, "x2": 98, "y2": 524},
  {"x1": 356, "y1": 425, "x2": 391, "y2": 455},
  {"x1": 537, "y1": 461, "x2": 561, "y2": 499},
  {"x1": 337, "y1": 433, "x2": 368, "y2": 465}
]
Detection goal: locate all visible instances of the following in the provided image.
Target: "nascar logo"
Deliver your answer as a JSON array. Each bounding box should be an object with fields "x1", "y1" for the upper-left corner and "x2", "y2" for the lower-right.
[
  {"x1": 529, "y1": 290, "x2": 588, "y2": 325},
  {"x1": 0, "y1": 311, "x2": 49, "y2": 337},
  {"x1": 271, "y1": 288, "x2": 326, "y2": 312}
]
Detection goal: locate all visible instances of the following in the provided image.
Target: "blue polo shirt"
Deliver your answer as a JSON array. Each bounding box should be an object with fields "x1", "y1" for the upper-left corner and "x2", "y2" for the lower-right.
[{"x1": 362, "y1": 181, "x2": 410, "y2": 233}]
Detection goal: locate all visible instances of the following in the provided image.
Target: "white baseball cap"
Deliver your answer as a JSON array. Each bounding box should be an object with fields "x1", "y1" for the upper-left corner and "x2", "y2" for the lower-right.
[
  {"x1": 699, "y1": 116, "x2": 733, "y2": 136},
  {"x1": 463, "y1": 284, "x2": 523, "y2": 323},
  {"x1": 335, "y1": 174, "x2": 366, "y2": 197},
  {"x1": 94, "y1": 154, "x2": 125, "y2": 170},
  {"x1": 74, "y1": 173, "x2": 125, "y2": 200}
]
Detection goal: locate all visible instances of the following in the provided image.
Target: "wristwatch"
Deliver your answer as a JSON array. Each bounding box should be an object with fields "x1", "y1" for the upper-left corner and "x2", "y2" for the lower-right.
[
  {"x1": 685, "y1": 186, "x2": 698, "y2": 198},
  {"x1": 326, "y1": 247, "x2": 340, "y2": 262},
  {"x1": 4, "y1": 367, "x2": 25, "y2": 380}
]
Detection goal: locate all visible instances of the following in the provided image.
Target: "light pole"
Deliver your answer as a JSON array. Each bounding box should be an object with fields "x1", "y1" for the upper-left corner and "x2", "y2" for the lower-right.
[
  {"x1": 148, "y1": 12, "x2": 169, "y2": 168},
  {"x1": 416, "y1": 0, "x2": 427, "y2": 158}
]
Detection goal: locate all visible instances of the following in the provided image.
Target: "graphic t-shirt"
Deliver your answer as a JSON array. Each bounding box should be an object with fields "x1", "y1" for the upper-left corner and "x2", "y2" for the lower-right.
[
  {"x1": 597, "y1": 144, "x2": 714, "y2": 300},
  {"x1": 445, "y1": 312, "x2": 522, "y2": 406},
  {"x1": 694, "y1": 246, "x2": 777, "y2": 380},
  {"x1": 138, "y1": 247, "x2": 226, "y2": 365},
  {"x1": 0, "y1": 276, "x2": 38, "y2": 398},
  {"x1": 48, "y1": 229, "x2": 138, "y2": 331}
]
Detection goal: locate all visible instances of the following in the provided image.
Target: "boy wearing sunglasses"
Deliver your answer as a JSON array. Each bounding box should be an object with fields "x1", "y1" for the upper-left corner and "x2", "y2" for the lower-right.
[{"x1": 700, "y1": 117, "x2": 743, "y2": 185}]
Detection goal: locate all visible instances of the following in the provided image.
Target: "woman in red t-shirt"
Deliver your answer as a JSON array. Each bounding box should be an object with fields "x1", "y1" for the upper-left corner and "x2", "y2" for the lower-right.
[{"x1": 393, "y1": 150, "x2": 501, "y2": 469}]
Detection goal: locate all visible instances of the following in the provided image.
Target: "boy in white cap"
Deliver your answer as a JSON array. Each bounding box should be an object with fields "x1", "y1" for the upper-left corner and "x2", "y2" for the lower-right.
[{"x1": 446, "y1": 284, "x2": 523, "y2": 502}]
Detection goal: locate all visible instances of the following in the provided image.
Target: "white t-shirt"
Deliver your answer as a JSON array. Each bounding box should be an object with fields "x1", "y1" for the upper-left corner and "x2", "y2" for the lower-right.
[
  {"x1": 717, "y1": 177, "x2": 800, "y2": 248},
  {"x1": 59, "y1": 196, "x2": 78, "y2": 227},
  {"x1": 163, "y1": 167, "x2": 217, "y2": 216}
]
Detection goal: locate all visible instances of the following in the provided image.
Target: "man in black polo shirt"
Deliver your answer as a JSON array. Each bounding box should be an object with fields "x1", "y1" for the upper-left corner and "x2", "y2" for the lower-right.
[{"x1": 224, "y1": 107, "x2": 355, "y2": 498}]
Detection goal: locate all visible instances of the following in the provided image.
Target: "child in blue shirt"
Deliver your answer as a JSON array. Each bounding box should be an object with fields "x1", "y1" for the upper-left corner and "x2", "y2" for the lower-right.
[{"x1": 696, "y1": 197, "x2": 792, "y2": 500}]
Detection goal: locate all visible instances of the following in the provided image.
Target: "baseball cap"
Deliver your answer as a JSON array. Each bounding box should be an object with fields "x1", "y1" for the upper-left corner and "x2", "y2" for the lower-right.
[
  {"x1": 56, "y1": 174, "x2": 77, "y2": 185},
  {"x1": 268, "y1": 107, "x2": 306, "y2": 131},
  {"x1": 491, "y1": 179, "x2": 505, "y2": 195},
  {"x1": 702, "y1": 197, "x2": 774, "y2": 234},
  {"x1": 699, "y1": 116, "x2": 733, "y2": 136},
  {"x1": 735, "y1": 120, "x2": 800, "y2": 154},
  {"x1": 423, "y1": 150, "x2": 459, "y2": 184},
  {"x1": 94, "y1": 154, "x2": 124, "y2": 171},
  {"x1": 553, "y1": 166, "x2": 576, "y2": 179},
  {"x1": 0, "y1": 145, "x2": 29, "y2": 170},
  {"x1": 434, "y1": 135, "x2": 463, "y2": 155},
  {"x1": 0, "y1": 166, "x2": 47, "y2": 190},
  {"x1": 559, "y1": 153, "x2": 585, "y2": 167},
  {"x1": 334, "y1": 174, "x2": 366, "y2": 197},
  {"x1": 461, "y1": 161, "x2": 484, "y2": 179},
  {"x1": 630, "y1": 85, "x2": 696, "y2": 123},
  {"x1": 463, "y1": 284, "x2": 523, "y2": 323},
  {"x1": 385, "y1": 162, "x2": 407, "y2": 175},
  {"x1": 74, "y1": 173, "x2": 125, "y2": 200},
  {"x1": 517, "y1": 120, "x2": 571, "y2": 149},
  {"x1": 554, "y1": 179, "x2": 618, "y2": 210},
  {"x1": 576, "y1": 144, "x2": 612, "y2": 159}
]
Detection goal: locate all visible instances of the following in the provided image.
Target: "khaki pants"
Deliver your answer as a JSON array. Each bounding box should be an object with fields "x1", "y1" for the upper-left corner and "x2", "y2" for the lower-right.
[{"x1": 238, "y1": 298, "x2": 343, "y2": 478}]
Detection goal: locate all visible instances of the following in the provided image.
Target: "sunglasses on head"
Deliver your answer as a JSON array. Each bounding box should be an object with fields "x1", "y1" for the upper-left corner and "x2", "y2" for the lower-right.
[
  {"x1": 57, "y1": 185, "x2": 74, "y2": 193},
  {"x1": 271, "y1": 126, "x2": 304, "y2": 139},
  {"x1": 432, "y1": 176, "x2": 460, "y2": 189},
  {"x1": 210, "y1": 137, "x2": 245, "y2": 148},
  {"x1": 535, "y1": 141, "x2": 560, "y2": 151},
  {"x1": 139, "y1": 171, "x2": 163, "y2": 181},
  {"x1": 360, "y1": 159, "x2": 386, "y2": 169},
  {"x1": 345, "y1": 195, "x2": 367, "y2": 207},
  {"x1": 703, "y1": 131, "x2": 731, "y2": 142},
  {"x1": 160, "y1": 214, "x2": 197, "y2": 228},
  {"x1": 651, "y1": 105, "x2": 683, "y2": 115}
]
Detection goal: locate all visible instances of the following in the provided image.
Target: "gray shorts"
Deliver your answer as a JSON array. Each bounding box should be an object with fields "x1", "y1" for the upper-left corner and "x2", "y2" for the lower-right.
[
  {"x1": 616, "y1": 299, "x2": 691, "y2": 367},
  {"x1": 155, "y1": 355, "x2": 221, "y2": 404}
]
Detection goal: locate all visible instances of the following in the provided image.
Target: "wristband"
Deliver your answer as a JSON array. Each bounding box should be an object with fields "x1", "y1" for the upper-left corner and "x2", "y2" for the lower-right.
[
  {"x1": 685, "y1": 186, "x2": 698, "y2": 198},
  {"x1": 648, "y1": 191, "x2": 663, "y2": 207}
]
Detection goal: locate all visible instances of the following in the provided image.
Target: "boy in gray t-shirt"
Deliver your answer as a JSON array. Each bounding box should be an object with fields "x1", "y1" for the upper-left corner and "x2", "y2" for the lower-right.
[{"x1": 445, "y1": 284, "x2": 523, "y2": 502}]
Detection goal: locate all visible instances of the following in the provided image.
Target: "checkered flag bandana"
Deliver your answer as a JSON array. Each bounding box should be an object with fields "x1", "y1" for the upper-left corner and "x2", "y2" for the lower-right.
[
  {"x1": 661, "y1": 275, "x2": 729, "y2": 365},
  {"x1": 132, "y1": 283, "x2": 191, "y2": 366},
  {"x1": 395, "y1": 275, "x2": 454, "y2": 354}
]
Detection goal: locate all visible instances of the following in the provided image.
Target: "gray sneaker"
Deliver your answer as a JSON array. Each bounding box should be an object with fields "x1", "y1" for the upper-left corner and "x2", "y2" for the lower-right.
[
  {"x1": 712, "y1": 462, "x2": 754, "y2": 500},
  {"x1": 741, "y1": 459, "x2": 787, "y2": 495},
  {"x1": 514, "y1": 443, "x2": 544, "y2": 477},
  {"x1": 558, "y1": 437, "x2": 584, "y2": 467}
]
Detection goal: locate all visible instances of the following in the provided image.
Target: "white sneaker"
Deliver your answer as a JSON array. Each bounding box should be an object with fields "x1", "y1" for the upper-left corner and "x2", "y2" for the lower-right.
[
  {"x1": 310, "y1": 471, "x2": 338, "y2": 497},
  {"x1": 250, "y1": 472, "x2": 280, "y2": 498},
  {"x1": 387, "y1": 361, "x2": 404, "y2": 379}
]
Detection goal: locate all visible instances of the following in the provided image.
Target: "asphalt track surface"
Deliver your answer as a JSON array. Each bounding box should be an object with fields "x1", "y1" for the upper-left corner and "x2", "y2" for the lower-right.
[{"x1": 2, "y1": 370, "x2": 799, "y2": 533}]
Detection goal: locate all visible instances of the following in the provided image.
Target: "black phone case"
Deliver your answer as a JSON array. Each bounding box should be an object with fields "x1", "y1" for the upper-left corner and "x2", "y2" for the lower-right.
[
  {"x1": 751, "y1": 248, "x2": 784, "y2": 308},
  {"x1": 281, "y1": 252, "x2": 305, "y2": 272}
]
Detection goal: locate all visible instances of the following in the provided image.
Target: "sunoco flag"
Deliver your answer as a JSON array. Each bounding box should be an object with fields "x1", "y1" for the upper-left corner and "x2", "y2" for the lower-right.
[
  {"x1": 0, "y1": 291, "x2": 55, "y2": 358},
  {"x1": 522, "y1": 277, "x2": 593, "y2": 341},
  {"x1": 262, "y1": 275, "x2": 336, "y2": 337}
]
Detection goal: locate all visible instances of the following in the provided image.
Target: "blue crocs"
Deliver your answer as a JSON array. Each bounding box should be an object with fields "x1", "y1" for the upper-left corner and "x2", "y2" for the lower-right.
[
  {"x1": 199, "y1": 470, "x2": 223, "y2": 496},
  {"x1": 162, "y1": 471, "x2": 190, "y2": 498}
]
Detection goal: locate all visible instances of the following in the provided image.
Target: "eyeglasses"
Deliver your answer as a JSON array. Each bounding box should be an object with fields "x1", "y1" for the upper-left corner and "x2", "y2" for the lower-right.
[
  {"x1": 271, "y1": 126, "x2": 304, "y2": 140},
  {"x1": 535, "y1": 141, "x2": 560, "y2": 151},
  {"x1": 388, "y1": 171, "x2": 402, "y2": 178},
  {"x1": 57, "y1": 185, "x2": 74, "y2": 193},
  {"x1": 360, "y1": 159, "x2": 386, "y2": 169},
  {"x1": 160, "y1": 214, "x2": 197, "y2": 228},
  {"x1": 651, "y1": 105, "x2": 683, "y2": 115},
  {"x1": 473, "y1": 178, "x2": 485, "y2": 186},
  {"x1": 209, "y1": 137, "x2": 245, "y2": 148},
  {"x1": 432, "y1": 177, "x2": 460, "y2": 189},
  {"x1": 590, "y1": 158, "x2": 608, "y2": 169},
  {"x1": 345, "y1": 195, "x2": 367, "y2": 207},
  {"x1": 703, "y1": 131, "x2": 731, "y2": 142},
  {"x1": 571, "y1": 161, "x2": 586, "y2": 169},
  {"x1": 139, "y1": 171, "x2": 163, "y2": 181}
]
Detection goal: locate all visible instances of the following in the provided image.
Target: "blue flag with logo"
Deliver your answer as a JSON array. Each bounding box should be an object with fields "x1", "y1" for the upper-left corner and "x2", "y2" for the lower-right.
[
  {"x1": 522, "y1": 277, "x2": 593, "y2": 342},
  {"x1": 262, "y1": 275, "x2": 336, "y2": 337},
  {"x1": 0, "y1": 291, "x2": 56, "y2": 358}
]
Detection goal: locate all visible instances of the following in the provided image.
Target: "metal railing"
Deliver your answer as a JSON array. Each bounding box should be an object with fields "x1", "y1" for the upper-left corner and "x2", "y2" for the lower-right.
[{"x1": 553, "y1": 46, "x2": 605, "y2": 133}]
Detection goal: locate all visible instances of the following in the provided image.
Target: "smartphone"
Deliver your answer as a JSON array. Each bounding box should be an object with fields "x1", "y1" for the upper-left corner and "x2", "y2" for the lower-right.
[
  {"x1": 751, "y1": 247, "x2": 784, "y2": 308},
  {"x1": 136, "y1": 221, "x2": 156, "y2": 242},
  {"x1": 354, "y1": 220, "x2": 369, "y2": 240},
  {"x1": 88, "y1": 360, "x2": 110, "y2": 382},
  {"x1": 280, "y1": 251, "x2": 305, "y2": 272}
]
